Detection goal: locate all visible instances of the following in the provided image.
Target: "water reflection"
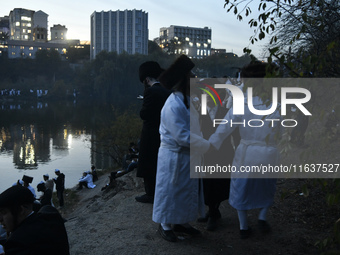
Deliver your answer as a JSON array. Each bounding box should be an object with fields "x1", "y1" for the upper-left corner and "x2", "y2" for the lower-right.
[{"x1": 0, "y1": 100, "x2": 120, "y2": 193}]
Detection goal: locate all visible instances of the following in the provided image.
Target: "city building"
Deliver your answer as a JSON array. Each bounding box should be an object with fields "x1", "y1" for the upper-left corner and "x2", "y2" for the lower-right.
[
  {"x1": 9, "y1": 8, "x2": 49, "y2": 42},
  {"x1": 50, "y1": 24, "x2": 67, "y2": 41},
  {"x1": 9, "y1": 8, "x2": 35, "y2": 41},
  {"x1": 90, "y1": 9, "x2": 148, "y2": 59},
  {"x1": 1, "y1": 39, "x2": 81, "y2": 59},
  {"x1": 33, "y1": 10, "x2": 48, "y2": 42},
  {"x1": 211, "y1": 48, "x2": 226, "y2": 55},
  {"x1": 0, "y1": 16, "x2": 10, "y2": 35},
  {"x1": 159, "y1": 25, "x2": 212, "y2": 58}
]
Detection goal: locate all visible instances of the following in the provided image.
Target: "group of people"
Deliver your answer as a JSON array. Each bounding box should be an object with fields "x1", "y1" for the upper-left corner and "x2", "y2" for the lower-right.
[
  {"x1": 0, "y1": 55, "x2": 282, "y2": 254},
  {"x1": 135, "y1": 56, "x2": 281, "y2": 242},
  {"x1": 0, "y1": 169, "x2": 69, "y2": 254}
]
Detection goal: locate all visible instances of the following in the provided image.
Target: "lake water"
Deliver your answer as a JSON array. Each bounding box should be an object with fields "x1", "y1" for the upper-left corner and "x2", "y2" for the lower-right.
[{"x1": 0, "y1": 100, "x2": 118, "y2": 193}]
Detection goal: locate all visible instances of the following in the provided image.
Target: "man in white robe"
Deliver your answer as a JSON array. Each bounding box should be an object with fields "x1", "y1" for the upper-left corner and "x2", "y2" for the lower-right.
[
  {"x1": 209, "y1": 62, "x2": 281, "y2": 239},
  {"x1": 152, "y1": 55, "x2": 210, "y2": 242}
]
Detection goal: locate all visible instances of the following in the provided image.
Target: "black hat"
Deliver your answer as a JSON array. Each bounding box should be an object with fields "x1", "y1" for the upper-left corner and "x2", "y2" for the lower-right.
[
  {"x1": 0, "y1": 185, "x2": 35, "y2": 208},
  {"x1": 139, "y1": 61, "x2": 164, "y2": 83},
  {"x1": 159, "y1": 55, "x2": 195, "y2": 90},
  {"x1": 22, "y1": 175, "x2": 33, "y2": 184}
]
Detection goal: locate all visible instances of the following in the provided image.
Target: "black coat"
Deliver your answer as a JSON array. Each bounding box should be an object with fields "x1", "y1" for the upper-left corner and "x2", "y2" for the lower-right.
[
  {"x1": 201, "y1": 106, "x2": 241, "y2": 205},
  {"x1": 137, "y1": 83, "x2": 171, "y2": 178},
  {"x1": 54, "y1": 173, "x2": 65, "y2": 191},
  {"x1": 4, "y1": 205, "x2": 70, "y2": 255}
]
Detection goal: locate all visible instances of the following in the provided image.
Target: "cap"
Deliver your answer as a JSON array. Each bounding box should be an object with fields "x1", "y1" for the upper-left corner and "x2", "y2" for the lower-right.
[
  {"x1": 43, "y1": 174, "x2": 49, "y2": 178},
  {"x1": 37, "y1": 182, "x2": 46, "y2": 192},
  {"x1": 0, "y1": 185, "x2": 35, "y2": 208},
  {"x1": 55, "y1": 169, "x2": 60, "y2": 173}
]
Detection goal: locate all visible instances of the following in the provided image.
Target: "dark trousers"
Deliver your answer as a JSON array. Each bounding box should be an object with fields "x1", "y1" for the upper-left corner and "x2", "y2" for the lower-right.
[
  {"x1": 57, "y1": 189, "x2": 64, "y2": 207},
  {"x1": 144, "y1": 175, "x2": 156, "y2": 197}
]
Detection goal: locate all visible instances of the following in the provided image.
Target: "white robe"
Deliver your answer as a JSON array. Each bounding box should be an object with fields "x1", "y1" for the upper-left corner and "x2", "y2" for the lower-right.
[
  {"x1": 152, "y1": 92, "x2": 210, "y2": 224},
  {"x1": 79, "y1": 174, "x2": 96, "y2": 189},
  {"x1": 209, "y1": 96, "x2": 281, "y2": 210}
]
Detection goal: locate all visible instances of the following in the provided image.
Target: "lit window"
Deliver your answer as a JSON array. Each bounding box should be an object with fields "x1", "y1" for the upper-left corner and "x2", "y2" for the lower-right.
[
  {"x1": 197, "y1": 49, "x2": 200, "y2": 55},
  {"x1": 28, "y1": 30, "x2": 31, "y2": 33},
  {"x1": 12, "y1": 52, "x2": 15, "y2": 55},
  {"x1": 207, "y1": 39, "x2": 211, "y2": 44},
  {"x1": 22, "y1": 52, "x2": 25, "y2": 56},
  {"x1": 21, "y1": 16, "x2": 31, "y2": 21},
  {"x1": 23, "y1": 29, "x2": 26, "y2": 33},
  {"x1": 47, "y1": 48, "x2": 50, "y2": 50},
  {"x1": 185, "y1": 48, "x2": 189, "y2": 55},
  {"x1": 16, "y1": 22, "x2": 20, "y2": 26},
  {"x1": 20, "y1": 46, "x2": 24, "y2": 49},
  {"x1": 29, "y1": 47, "x2": 33, "y2": 50},
  {"x1": 27, "y1": 23, "x2": 31, "y2": 27},
  {"x1": 24, "y1": 35, "x2": 28, "y2": 39},
  {"x1": 38, "y1": 47, "x2": 42, "y2": 50},
  {"x1": 204, "y1": 43, "x2": 208, "y2": 48},
  {"x1": 189, "y1": 42, "x2": 193, "y2": 47},
  {"x1": 185, "y1": 37, "x2": 189, "y2": 41},
  {"x1": 196, "y1": 43, "x2": 201, "y2": 47},
  {"x1": 62, "y1": 48, "x2": 67, "y2": 54},
  {"x1": 29, "y1": 53, "x2": 31, "y2": 56},
  {"x1": 61, "y1": 33, "x2": 63, "y2": 35},
  {"x1": 61, "y1": 37, "x2": 63, "y2": 40}
]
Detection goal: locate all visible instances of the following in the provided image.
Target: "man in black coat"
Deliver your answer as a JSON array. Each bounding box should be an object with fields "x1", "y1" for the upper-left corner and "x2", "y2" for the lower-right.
[
  {"x1": 200, "y1": 88, "x2": 240, "y2": 231},
  {"x1": 0, "y1": 185, "x2": 70, "y2": 255},
  {"x1": 53, "y1": 169, "x2": 65, "y2": 207},
  {"x1": 135, "y1": 61, "x2": 171, "y2": 203}
]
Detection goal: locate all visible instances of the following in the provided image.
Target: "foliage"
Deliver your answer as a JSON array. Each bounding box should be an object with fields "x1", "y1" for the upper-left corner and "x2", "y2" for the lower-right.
[
  {"x1": 91, "y1": 107, "x2": 142, "y2": 167},
  {"x1": 224, "y1": 0, "x2": 340, "y2": 77}
]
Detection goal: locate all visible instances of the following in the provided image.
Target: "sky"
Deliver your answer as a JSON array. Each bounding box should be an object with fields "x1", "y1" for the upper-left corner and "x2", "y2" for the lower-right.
[{"x1": 1, "y1": 0, "x2": 268, "y2": 58}]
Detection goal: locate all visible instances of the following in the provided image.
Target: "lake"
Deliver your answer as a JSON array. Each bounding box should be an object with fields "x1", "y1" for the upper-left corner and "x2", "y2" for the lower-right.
[{"x1": 0, "y1": 99, "x2": 123, "y2": 193}]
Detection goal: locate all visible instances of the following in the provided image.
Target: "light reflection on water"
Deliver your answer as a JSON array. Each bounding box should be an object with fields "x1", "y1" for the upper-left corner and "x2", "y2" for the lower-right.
[{"x1": 0, "y1": 101, "x2": 116, "y2": 194}]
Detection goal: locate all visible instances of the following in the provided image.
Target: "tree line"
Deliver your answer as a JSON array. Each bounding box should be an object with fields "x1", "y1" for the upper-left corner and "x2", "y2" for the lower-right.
[{"x1": 0, "y1": 40, "x2": 251, "y2": 104}]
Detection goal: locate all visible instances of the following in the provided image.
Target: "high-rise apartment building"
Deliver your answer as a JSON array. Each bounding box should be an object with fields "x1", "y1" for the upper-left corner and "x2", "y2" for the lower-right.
[
  {"x1": 90, "y1": 9, "x2": 148, "y2": 59},
  {"x1": 9, "y1": 8, "x2": 48, "y2": 42},
  {"x1": 159, "y1": 25, "x2": 212, "y2": 58},
  {"x1": 9, "y1": 8, "x2": 35, "y2": 41}
]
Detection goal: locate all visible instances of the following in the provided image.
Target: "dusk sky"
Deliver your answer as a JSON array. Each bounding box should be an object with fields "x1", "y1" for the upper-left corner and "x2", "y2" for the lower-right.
[{"x1": 2, "y1": 0, "x2": 269, "y2": 58}]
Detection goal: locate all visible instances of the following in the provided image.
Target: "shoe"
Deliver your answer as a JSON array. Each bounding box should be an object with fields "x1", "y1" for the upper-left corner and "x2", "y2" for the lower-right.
[
  {"x1": 206, "y1": 217, "x2": 218, "y2": 231},
  {"x1": 158, "y1": 224, "x2": 177, "y2": 242},
  {"x1": 135, "y1": 194, "x2": 154, "y2": 204},
  {"x1": 172, "y1": 224, "x2": 202, "y2": 237},
  {"x1": 240, "y1": 227, "x2": 252, "y2": 239},
  {"x1": 258, "y1": 220, "x2": 271, "y2": 233}
]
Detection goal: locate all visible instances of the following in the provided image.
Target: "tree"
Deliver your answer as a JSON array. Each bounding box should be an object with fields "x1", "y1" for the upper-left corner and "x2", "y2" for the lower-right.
[
  {"x1": 224, "y1": 0, "x2": 340, "y2": 77},
  {"x1": 91, "y1": 108, "x2": 142, "y2": 166}
]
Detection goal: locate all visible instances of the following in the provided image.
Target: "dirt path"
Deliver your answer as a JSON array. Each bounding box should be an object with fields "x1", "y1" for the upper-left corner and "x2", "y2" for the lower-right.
[{"x1": 61, "y1": 170, "x2": 334, "y2": 255}]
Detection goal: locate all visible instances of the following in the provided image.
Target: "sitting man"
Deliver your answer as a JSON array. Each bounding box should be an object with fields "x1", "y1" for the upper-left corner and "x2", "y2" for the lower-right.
[
  {"x1": 77, "y1": 171, "x2": 96, "y2": 190},
  {"x1": 37, "y1": 181, "x2": 53, "y2": 207},
  {"x1": 0, "y1": 185, "x2": 70, "y2": 254}
]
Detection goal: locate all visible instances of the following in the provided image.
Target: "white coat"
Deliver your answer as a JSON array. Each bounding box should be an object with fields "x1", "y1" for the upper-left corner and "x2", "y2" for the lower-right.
[
  {"x1": 79, "y1": 173, "x2": 96, "y2": 189},
  {"x1": 152, "y1": 92, "x2": 210, "y2": 224},
  {"x1": 209, "y1": 96, "x2": 281, "y2": 210}
]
